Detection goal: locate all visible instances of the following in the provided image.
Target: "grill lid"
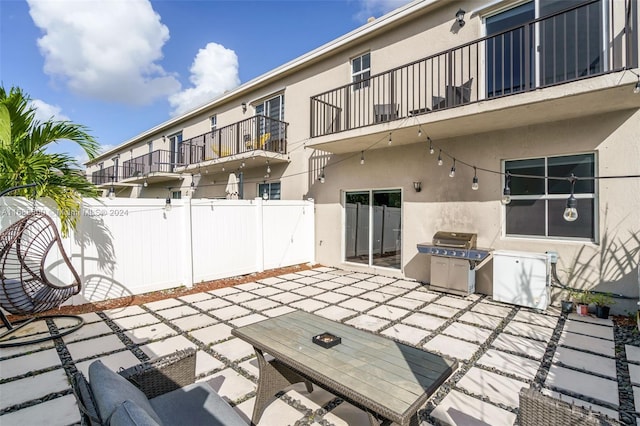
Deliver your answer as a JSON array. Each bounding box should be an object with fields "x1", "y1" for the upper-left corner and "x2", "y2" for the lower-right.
[{"x1": 432, "y1": 231, "x2": 477, "y2": 249}]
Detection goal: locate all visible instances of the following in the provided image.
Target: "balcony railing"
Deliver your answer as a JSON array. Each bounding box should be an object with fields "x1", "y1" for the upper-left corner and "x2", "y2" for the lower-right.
[
  {"x1": 121, "y1": 150, "x2": 173, "y2": 180},
  {"x1": 180, "y1": 115, "x2": 288, "y2": 166},
  {"x1": 310, "y1": 0, "x2": 635, "y2": 137},
  {"x1": 91, "y1": 165, "x2": 119, "y2": 185}
]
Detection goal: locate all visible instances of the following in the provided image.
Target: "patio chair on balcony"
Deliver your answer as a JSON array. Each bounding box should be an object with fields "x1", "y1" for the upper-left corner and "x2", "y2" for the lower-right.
[
  {"x1": 0, "y1": 211, "x2": 84, "y2": 347},
  {"x1": 432, "y1": 77, "x2": 474, "y2": 110},
  {"x1": 374, "y1": 103, "x2": 398, "y2": 123}
]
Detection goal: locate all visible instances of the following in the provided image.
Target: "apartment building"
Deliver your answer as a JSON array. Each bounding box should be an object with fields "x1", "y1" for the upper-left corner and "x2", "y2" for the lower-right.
[{"x1": 86, "y1": 0, "x2": 640, "y2": 310}]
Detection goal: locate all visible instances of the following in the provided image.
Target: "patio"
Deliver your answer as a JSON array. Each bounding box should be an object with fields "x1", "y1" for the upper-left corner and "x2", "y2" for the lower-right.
[{"x1": 0, "y1": 266, "x2": 637, "y2": 425}]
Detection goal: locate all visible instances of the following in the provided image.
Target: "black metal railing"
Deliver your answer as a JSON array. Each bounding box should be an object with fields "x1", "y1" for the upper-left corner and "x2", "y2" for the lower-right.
[
  {"x1": 310, "y1": 0, "x2": 635, "y2": 137},
  {"x1": 91, "y1": 165, "x2": 119, "y2": 185},
  {"x1": 121, "y1": 150, "x2": 173, "y2": 180},
  {"x1": 180, "y1": 115, "x2": 288, "y2": 166}
]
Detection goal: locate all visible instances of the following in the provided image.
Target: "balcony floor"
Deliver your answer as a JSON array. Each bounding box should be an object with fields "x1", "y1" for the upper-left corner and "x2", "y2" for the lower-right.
[{"x1": 0, "y1": 266, "x2": 636, "y2": 425}]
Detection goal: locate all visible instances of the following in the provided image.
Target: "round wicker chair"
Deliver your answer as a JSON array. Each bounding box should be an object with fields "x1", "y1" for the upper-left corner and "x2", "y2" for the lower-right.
[{"x1": 0, "y1": 211, "x2": 84, "y2": 347}]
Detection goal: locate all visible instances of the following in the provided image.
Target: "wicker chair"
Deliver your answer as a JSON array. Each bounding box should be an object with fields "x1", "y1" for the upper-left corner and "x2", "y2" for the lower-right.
[
  {"x1": 72, "y1": 348, "x2": 246, "y2": 426},
  {"x1": 519, "y1": 386, "x2": 621, "y2": 425},
  {"x1": 0, "y1": 211, "x2": 84, "y2": 347}
]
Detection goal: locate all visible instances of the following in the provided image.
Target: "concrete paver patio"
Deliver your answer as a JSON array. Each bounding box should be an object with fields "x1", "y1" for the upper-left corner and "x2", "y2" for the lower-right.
[{"x1": 0, "y1": 266, "x2": 637, "y2": 425}]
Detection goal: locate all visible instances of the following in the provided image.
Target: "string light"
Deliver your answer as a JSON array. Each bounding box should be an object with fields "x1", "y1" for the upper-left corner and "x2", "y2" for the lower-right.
[
  {"x1": 143, "y1": 179, "x2": 148, "y2": 187},
  {"x1": 449, "y1": 159, "x2": 456, "y2": 178},
  {"x1": 319, "y1": 168, "x2": 325, "y2": 184},
  {"x1": 437, "y1": 150, "x2": 443, "y2": 166},
  {"x1": 502, "y1": 172, "x2": 512, "y2": 205},
  {"x1": 164, "y1": 195, "x2": 172, "y2": 211},
  {"x1": 428, "y1": 137, "x2": 435, "y2": 155},
  {"x1": 418, "y1": 126, "x2": 422, "y2": 137},
  {"x1": 563, "y1": 175, "x2": 579, "y2": 221},
  {"x1": 472, "y1": 167, "x2": 479, "y2": 190},
  {"x1": 388, "y1": 132, "x2": 392, "y2": 145},
  {"x1": 266, "y1": 161, "x2": 271, "y2": 174},
  {"x1": 360, "y1": 151, "x2": 365, "y2": 165}
]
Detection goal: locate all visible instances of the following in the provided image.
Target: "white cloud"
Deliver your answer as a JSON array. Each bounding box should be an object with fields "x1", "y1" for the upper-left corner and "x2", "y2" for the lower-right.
[
  {"x1": 27, "y1": 0, "x2": 180, "y2": 105},
  {"x1": 355, "y1": 0, "x2": 412, "y2": 22},
  {"x1": 168, "y1": 42, "x2": 240, "y2": 116},
  {"x1": 30, "y1": 99, "x2": 70, "y2": 122}
]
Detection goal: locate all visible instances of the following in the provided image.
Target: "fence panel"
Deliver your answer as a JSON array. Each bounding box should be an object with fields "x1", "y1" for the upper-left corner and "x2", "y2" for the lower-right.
[{"x1": 0, "y1": 197, "x2": 315, "y2": 304}]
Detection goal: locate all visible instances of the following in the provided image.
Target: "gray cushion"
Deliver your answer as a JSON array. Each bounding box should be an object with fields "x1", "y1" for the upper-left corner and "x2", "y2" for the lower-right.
[
  {"x1": 149, "y1": 382, "x2": 246, "y2": 426},
  {"x1": 89, "y1": 360, "x2": 162, "y2": 425},
  {"x1": 110, "y1": 400, "x2": 161, "y2": 426}
]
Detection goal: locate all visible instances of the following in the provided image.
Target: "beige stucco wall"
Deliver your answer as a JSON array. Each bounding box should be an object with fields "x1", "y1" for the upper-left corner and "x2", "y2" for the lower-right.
[{"x1": 309, "y1": 108, "x2": 640, "y2": 313}]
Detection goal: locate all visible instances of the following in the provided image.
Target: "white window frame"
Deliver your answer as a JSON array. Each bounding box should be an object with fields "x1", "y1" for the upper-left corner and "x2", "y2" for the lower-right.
[
  {"x1": 351, "y1": 52, "x2": 371, "y2": 90},
  {"x1": 258, "y1": 182, "x2": 281, "y2": 200}
]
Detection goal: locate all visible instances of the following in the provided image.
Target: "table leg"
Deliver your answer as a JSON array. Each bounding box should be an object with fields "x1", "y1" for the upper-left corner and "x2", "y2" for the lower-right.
[{"x1": 251, "y1": 348, "x2": 314, "y2": 425}]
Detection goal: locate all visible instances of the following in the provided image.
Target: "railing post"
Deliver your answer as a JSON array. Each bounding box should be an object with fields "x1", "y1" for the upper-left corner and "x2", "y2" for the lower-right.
[{"x1": 345, "y1": 87, "x2": 351, "y2": 131}]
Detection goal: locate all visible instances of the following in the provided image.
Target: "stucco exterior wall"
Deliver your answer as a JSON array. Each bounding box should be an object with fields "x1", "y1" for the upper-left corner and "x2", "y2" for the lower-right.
[{"x1": 309, "y1": 109, "x2": 640, "y2": 313}]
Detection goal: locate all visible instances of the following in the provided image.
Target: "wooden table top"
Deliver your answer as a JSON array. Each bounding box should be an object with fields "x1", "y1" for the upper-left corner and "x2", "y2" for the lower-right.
[{"x1": 232, "y1": 310, "x2": 457, "y2": 422}]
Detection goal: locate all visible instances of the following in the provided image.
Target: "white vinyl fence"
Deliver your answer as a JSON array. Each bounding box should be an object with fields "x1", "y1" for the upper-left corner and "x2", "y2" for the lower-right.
[{"x1": 0, "y1": 197, "x2": 315, "y2": 304}]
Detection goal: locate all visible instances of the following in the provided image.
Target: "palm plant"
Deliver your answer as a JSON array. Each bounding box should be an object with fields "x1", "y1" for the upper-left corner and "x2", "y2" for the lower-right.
[{"x1": 0, "y1": 86, "x2": 100, "y2": 235}]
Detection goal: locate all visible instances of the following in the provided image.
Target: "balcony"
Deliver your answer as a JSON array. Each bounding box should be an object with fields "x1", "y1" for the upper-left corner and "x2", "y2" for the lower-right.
[
  {"x1": 178, "y1": 115, "x2": 288, "y2": 173},
  {"x1": 310, "y1": 0, "x2": 637, "y2": 148}
]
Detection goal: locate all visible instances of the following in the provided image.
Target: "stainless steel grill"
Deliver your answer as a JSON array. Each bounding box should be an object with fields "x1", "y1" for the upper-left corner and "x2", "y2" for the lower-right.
[{"x1": 417, "y1": 231, "x2": 492, "y2": 296}]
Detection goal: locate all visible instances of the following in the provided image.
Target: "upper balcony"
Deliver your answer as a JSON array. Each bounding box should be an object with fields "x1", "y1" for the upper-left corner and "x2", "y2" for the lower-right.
[
  {"x1": 89, "y1": 115, "x2": 289, "y2": 186},
  {"x1": 310, "y1": 0, "x2": 639, "y2": 152},
  {"x1": 177, "y1": 115, "x2": 289, "y2": 174}
]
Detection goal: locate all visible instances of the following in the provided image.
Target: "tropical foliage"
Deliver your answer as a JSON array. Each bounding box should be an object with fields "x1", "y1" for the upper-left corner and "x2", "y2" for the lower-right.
[{"x1": 0, "y1": 86, "x2": 100, "y2": 235}]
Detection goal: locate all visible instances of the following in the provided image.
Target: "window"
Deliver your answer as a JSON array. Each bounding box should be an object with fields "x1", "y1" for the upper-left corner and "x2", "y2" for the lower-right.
[
  {"x1": 168, "y1": 132, "x2": 183, "y2": 170},
  {"x1": 258, "y1": 182, "x2": 281, "y2": 200},
  {"x1": 345, "y1": 189, "x2": 402, "y2": 269},
  {"x1": 504, "y1": 153, "x2": 596, "y2": 240},
  {"x1": 171, "y1": 190, "x2": 182, "y2": 199},
  {"x1": 255, "y1": 94, "x2": 285, "y2": 143},
  {"x1": 352, "y1": 53, "x2": 371, "y2": 90},
  {"x1": 210, "y1": 115, "x2": 217, "y2": 131}
]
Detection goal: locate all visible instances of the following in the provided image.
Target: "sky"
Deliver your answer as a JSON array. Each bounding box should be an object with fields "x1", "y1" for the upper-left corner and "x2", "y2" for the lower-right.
[{"x1": 0, "y1": 0, "x2": 412, "y2": 165}]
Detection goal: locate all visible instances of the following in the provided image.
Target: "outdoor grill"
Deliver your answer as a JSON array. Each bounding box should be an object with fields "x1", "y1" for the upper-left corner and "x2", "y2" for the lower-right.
[{"x1": 417, "y1": 231, "x2": 492, "y2": 296}]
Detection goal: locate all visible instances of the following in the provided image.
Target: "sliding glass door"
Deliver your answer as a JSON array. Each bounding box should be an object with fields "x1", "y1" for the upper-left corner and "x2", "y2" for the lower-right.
[
  {"x1": 345, "y1": 189, "x2": 402, "y2": 269},
  {"x1": 485, "y1": 0, "x2": 605, "y2": 98}
]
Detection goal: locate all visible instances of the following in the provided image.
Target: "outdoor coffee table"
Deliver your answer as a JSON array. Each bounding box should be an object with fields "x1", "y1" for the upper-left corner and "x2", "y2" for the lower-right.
[{"x1": 231, "y1": 310, "x2": 457, "y2": 426}]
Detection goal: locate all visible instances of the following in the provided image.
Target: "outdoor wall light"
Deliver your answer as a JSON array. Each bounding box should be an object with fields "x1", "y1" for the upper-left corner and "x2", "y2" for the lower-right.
[
  {"x1": 456, "y1": 9, "x2": 466, "y2": 27},
  {"x1": 241, "y1": 102, "x2": 247, "y2": 113},
  {"x1": 413, "y1": 181, "x2": 422, "y2": 192},
  {"x1": 501, "y1": 172, "x2": 512, "y2": 205},
  {"x1": 563, "y1": 175, "x2": 579, "y2": 222},
  {"x1": 164, "y1": 196, "x2": 172, "y2": 212}
]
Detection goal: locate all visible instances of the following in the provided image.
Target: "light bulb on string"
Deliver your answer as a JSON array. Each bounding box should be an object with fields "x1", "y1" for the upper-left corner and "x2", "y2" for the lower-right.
[
  {"x1": 143, "y1": 179, "x2": 148, "y2": 187},
  {"x1": 428, "y1": 137, "x2": 435, "y2": 155},
  {"x1": 563, "y1": 175, "x2": 579, "y2": 222},
  {"x1": 449, "y1": 159, "x2": 456, "y2": 178},
  {"x1": 418, "y1": 127, "x2": 422, "y2": 137},
  {"x1": 471, "y1": 167, "x2": 479, "y2": 190},
  {"x1": 266, "y1": 161, "x2": 271, "y2": 174},
  {"x1": 388, "y1": 133, "x2": 392, "y2": 145},
  {"x1": 501, "y1": 172, "x2": 512, "y2": 205},
  {"x1": 437, "y1": 150, "x2": 443, "y2": 166},
  {"x1": 360, "y1": 151, "x2": 365, "y2": 165},
  {"x1": 319, "y1": 168, "x2": 325, "y2": 184}
]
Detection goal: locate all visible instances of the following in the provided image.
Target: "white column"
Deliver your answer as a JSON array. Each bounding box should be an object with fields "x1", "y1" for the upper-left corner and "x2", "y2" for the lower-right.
[{"x1": 255, "y1": 197, "x2": 265, "y2": 272}]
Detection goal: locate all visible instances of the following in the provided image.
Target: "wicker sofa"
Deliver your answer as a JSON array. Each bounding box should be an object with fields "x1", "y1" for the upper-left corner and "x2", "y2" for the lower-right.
[
  {"x1": 519, "y1": 386, "x2": 621, "y2": 426},
  {"x1": 71, "y1": 348, "x2": 247, "y2": 426}
]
